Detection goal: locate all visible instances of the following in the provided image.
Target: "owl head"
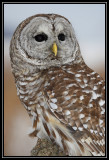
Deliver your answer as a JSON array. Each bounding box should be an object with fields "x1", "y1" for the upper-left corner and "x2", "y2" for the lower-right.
[{"x1": 10, "y1": 14, "x2": 84, "y2": 73}]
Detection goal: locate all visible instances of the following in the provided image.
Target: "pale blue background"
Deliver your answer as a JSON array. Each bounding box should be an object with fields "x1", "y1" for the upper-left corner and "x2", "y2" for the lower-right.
[{"x1": 4, "y1": 3, "x2": 105, "y2": 75}]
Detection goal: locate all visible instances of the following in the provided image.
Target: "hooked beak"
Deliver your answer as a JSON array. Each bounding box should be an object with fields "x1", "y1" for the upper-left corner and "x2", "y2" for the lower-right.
[{"x1": 52, "y1": 42, "x2": 57, "y2": 56}]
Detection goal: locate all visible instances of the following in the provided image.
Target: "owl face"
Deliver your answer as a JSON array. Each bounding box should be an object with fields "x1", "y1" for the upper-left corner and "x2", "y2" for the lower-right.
[{"x1": 11, "y1": 14, "x2": 83, "y2": 70}]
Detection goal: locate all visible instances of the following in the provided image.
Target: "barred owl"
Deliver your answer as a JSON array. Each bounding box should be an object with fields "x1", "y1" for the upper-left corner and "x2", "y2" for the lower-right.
[{"x1": 10, "y1": 14, "x2": 105, "y2": 156}]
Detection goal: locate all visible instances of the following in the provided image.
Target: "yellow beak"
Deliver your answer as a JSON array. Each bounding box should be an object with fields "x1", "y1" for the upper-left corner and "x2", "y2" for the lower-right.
[{"x1": 52, "y1": 42, "x2": 57, "y2": 56}]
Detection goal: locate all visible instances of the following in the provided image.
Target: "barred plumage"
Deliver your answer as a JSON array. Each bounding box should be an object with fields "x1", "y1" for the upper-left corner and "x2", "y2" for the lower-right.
[{"x1": 10, "y1": 14, "x2": 105, "y2": 156}]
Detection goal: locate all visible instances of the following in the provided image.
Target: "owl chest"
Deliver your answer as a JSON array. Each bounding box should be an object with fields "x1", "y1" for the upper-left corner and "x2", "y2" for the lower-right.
[
  {"x1": 16, "y1": 75, "x2": 50, "y2": 129},
  {"x1": 16, "y1": 74, "x2": 47, "y2": 109}
]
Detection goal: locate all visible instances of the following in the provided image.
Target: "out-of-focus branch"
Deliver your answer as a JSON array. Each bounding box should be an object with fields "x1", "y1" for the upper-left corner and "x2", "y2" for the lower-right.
[{"x1": 31, "y1": 138, "x2": 66, "y2": 156}]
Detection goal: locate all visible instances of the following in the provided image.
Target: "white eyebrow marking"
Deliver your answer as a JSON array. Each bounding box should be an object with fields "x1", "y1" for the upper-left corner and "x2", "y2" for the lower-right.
[
  {"x1": 55, "y1": 23, "x2": 64, "y2": 32},
  {"x1": 37, "y1": 24, "x2": 50, "y2": 34}
]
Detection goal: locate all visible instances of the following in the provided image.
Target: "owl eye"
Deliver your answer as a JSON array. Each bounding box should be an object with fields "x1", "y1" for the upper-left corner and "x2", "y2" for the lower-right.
[
  {"x1": 34, "y1": 33, "x2": 48, "y2": 42},
  {"x1": 58, "y1": 33, "x2": 65, "y2": 41}
]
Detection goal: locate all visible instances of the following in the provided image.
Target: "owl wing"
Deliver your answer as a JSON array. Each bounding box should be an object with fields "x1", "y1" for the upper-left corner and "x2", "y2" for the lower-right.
[{"x1": 44, "y1": 64, "x2": 105, "y2": 156}]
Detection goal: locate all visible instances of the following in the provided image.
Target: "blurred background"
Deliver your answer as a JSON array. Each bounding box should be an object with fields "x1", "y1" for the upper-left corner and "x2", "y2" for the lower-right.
[{"x1": 4, "y1": 3, "x2": 105, "y2": 156}]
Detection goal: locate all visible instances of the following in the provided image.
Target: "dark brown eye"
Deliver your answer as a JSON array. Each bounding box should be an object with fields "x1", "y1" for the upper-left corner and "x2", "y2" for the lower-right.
[
  {"x1": 34, "y1": 33, "x2": 48, "y2": 42},
  {"x1": 58, "y1": 33, "x2": 65, "y2": 41}
]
